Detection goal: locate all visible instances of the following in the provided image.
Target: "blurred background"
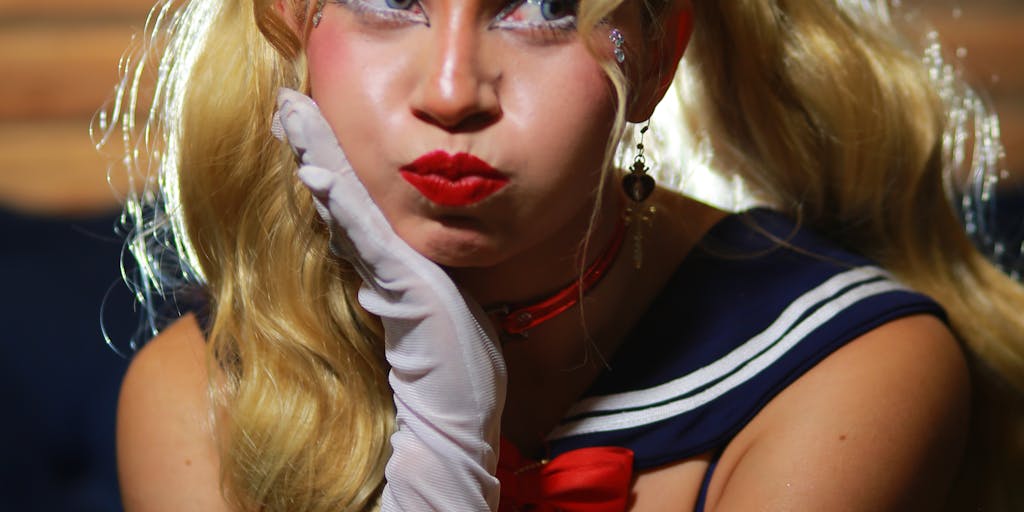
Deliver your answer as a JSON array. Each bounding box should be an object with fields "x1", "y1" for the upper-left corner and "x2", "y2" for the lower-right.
[
  {"x1": 3, "y1": 1, "x2": 145, "y2": 510},
  {"x1": 0, "y1": 0, "x2": 1021, "y2": 510}
]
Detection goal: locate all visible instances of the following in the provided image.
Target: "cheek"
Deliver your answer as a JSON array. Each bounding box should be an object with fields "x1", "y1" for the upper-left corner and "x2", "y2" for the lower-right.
[
  {"x1": 306, "y1": 24, "x2": 354, "y2": 108},
  {"x1": 506, "y1": 53, "x2": 618, "y2": 179},
  {"x1": 507, "y1": 46, "x2": 614, "y2": 122},
  {"x1": 306, "y1": 25, "x2": 411, "y2": 140},
  {"x1": 307, "y1": 27, "x2": 382, "y2": 135},
  {"x1": 305, "y1": 26, "x2": 413, "y2": 186}
]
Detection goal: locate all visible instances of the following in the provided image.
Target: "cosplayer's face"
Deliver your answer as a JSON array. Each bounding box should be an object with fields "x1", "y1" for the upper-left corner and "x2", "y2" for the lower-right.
[{"x1": 305, "y1": 0, "x2": 640, "y2": 267}]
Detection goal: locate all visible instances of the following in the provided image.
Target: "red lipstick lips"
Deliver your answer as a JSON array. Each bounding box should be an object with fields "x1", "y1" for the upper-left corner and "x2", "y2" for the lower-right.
[{"x1": 399, "y1": 151, "x2": 508, "y2": 207}]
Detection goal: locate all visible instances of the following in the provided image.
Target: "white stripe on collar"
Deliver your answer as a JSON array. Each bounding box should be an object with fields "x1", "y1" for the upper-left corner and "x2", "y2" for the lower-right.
[{"x1": 547, "y1": 266, "x2": 906, "y2": 440}]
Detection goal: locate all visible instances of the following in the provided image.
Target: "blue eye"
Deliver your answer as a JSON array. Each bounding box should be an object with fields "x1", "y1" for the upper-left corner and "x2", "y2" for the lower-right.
[
  {"x1": 493, "y1": 0, "x2": 578, "y2": 33},
  {"x1": 334, "y1": 0, "x2": 427, "y2": 25},
  {"x1": 384, "y1": 0, "x2": 416, "y2": 9},
  {"x1": 536, "y1": 0, "x2": 575, "y2": 20}
]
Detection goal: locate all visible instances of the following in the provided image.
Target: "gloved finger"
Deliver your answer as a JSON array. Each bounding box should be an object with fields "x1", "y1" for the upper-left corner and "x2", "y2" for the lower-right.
[
  {"x1": 320, "y1": 167, "x2": 397, "y2": 271},
  {"x1": 295, "y1": 165, "x2": 369, "y2": 273},
  {"x1": 296, "y1": 157, "x2": 409, "y2": 289},
  {"x1": 297, "y1": 181, "x2": 383, "y2": 294},
  {"x1": 297, "y1": 164, "x2": 336, "y2": 197},
  {"x1": 276, "y1": 88, "x2": 349, "y2": 172}
]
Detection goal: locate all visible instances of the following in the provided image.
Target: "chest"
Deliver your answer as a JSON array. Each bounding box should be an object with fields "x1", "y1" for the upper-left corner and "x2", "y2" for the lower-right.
[
  {"x1": 500, "y1": 348, "x2": 606, "y2": 458},
  {"x1": 630, "y1": 453, "x2": 714, "y2": 511},
  {"x1": 498, "y1": 338, "x2": 719, "y2": 512}
]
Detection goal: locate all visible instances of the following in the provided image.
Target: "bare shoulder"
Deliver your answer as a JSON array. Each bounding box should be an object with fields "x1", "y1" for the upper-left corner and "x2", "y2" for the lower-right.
[
  {"x1": 707, "y1": 314, "x2": 971, "y2": 511},
  {"x1": 117, "y1": 314, "x2": 231, "y2": 511}
]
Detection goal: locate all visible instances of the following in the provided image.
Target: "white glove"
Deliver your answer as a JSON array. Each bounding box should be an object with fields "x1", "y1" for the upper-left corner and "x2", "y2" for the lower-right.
[{"x1": 275, "y1": 88, "x2": 506, "y2": 511}]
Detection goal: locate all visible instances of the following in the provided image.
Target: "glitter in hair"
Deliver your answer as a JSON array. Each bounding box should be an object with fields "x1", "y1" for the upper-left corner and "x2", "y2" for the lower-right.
[{"x1": 635, "y1": 0, "x2": 1022, "y2": 278}]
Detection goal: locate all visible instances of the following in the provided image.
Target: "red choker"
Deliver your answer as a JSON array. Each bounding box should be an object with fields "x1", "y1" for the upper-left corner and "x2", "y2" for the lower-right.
[{"x1": 488, "y1": 220, "x2": 627, "y2": 338}]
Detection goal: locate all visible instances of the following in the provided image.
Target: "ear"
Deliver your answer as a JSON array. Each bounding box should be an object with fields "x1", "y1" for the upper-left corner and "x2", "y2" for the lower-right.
[{"x1": 626, "y1": 2, "x2": 694, "y2": 123}]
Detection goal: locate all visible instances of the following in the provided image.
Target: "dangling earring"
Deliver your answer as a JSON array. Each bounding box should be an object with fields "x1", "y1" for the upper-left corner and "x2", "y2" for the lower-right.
[
  {"x1": 609, "y1": 28, "x2": 626, "y2": 64},
  {"x1": 312, "y1": 0, "x2": 326, "y2": 27},
  {"x1": 623, "y1": 123, "x2": 656, "y2": 270}
]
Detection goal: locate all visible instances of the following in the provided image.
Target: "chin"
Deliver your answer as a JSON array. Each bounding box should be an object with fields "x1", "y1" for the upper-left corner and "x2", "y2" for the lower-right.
[
  {"x1": 421, "y1": 239, "x2": 506, "y2": 268},
  {"x1": 403, "y1": 228, "x2": 506, "y2": 269}
]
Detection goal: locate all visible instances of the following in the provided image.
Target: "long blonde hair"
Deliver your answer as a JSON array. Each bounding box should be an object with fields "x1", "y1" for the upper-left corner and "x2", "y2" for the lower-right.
[
  {"x1": 100, "y1": 0, "x2": 1024, "y2": 509},
  {"x1": 676, "y1": 2, "x2": 1024, "y2": 508},
  {"x1": 103, "y1": 0, "x2": 395, "y2": 508}
]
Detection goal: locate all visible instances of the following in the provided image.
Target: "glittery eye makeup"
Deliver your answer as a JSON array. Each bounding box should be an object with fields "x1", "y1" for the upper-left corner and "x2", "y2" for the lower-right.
[
  {"x1": 330, "y1": 0, "x2": 429, "y2": 27},
  {"x1": 491, "y1": 0, "x2": 579, "y2": 40},
  {"x1": 329, "y1": 0, "x2": 579, "y2": 41}
]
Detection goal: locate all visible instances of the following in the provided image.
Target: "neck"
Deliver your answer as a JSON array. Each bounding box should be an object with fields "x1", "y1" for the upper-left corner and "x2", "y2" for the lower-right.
[
  {"x1": 451, "y1": 188, "x2": 727, "y2": 366},
  {"x1": 487, "y1": 190, "x2": 728, "y2": 452}
]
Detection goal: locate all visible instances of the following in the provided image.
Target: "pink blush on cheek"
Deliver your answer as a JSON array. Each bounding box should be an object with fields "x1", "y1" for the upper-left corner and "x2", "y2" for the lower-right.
[
  {"x1": 306, "y1": 25, "x2": 353, "y2": 96},
  {"x1": 305, "y1": 20, "x2": 410, "y2": 117},
  {"x1": 304, "y1": 22, "x2": 384, "y2": 155}
]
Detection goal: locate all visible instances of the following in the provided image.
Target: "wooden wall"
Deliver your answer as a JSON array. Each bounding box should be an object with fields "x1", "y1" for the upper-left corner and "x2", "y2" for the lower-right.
[
  {"x1": 1, "y1": 0, "x2": 1022, "y2": 215},
  {"x1": 1, "y1": 0, "x2": 150, "y2": 214}
]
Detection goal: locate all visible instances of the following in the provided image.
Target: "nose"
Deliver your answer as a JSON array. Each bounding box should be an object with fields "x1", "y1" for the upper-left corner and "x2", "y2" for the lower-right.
[{"x1": 410, "y1": 16, "x2": 501, "y2": 131}]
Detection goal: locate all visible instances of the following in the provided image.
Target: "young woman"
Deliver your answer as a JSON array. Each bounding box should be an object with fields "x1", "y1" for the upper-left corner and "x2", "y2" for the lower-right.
[{"x1": 109, "y1": 0, "x2": 1024, "y2": 510}]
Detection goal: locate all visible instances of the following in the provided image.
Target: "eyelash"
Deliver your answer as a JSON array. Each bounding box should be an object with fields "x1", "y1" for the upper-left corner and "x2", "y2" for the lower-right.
[
  {"x1": 329, "y1": 0, "x2": 578, "y2": 41},
  {"x1": 330, "y1": 0, "x2": 427, "y2": 27},
  {"x1": 490, "y1": 0, "x2": 578, "y2": 39}
]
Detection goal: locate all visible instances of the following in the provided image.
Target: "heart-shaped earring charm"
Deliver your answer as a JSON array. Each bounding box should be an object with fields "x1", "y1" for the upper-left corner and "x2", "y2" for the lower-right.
[{"x1": 623, "y1": 170, "x2": 655, "y2": 202}]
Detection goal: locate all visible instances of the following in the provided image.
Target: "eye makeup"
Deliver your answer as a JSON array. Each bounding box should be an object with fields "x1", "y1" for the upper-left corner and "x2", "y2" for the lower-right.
[
  {"x1": 329, "y1": 0, "x2": 429, "y2": 28},
  {"x1": 328, "y1": 0, "x2": 580, "y2": 42},
  {"x1": 491, "y1": 0, "x2": 578, "y2": 41}
]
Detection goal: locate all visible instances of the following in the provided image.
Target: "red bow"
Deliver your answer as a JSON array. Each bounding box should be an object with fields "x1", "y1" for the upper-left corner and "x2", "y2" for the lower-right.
[{"x1": 497, "y1": 438, "x2": 634, "y2": 512}]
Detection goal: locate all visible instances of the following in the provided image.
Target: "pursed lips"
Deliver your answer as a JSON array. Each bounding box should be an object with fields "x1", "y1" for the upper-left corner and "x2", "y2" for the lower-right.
[{"x1": 399, "y1": 150, "x2": 509, "y2": 207}]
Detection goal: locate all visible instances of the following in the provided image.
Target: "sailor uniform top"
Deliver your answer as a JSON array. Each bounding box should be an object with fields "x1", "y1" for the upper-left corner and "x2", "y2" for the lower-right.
[{"x1": 542, "y1": 208, "x2": 945, "y2": 506}]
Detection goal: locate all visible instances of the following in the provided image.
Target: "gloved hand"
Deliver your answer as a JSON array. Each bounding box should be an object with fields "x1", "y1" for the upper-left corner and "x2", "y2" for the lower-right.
[{"x1": 275, "y1": 88, "x2": 506, "y2": 511}]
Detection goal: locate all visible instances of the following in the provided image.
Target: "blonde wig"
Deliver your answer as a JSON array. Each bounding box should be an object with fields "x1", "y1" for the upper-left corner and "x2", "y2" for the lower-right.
[
  {"x1": 101, "y1": 0, "x2": 395, "y2": 508},
  {"x1": 660, "y1": 1, "x2": 1024, "y2": 508},
  {"x1": 98, "y1": 0, "x2": 1023, "y2": 509}
]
